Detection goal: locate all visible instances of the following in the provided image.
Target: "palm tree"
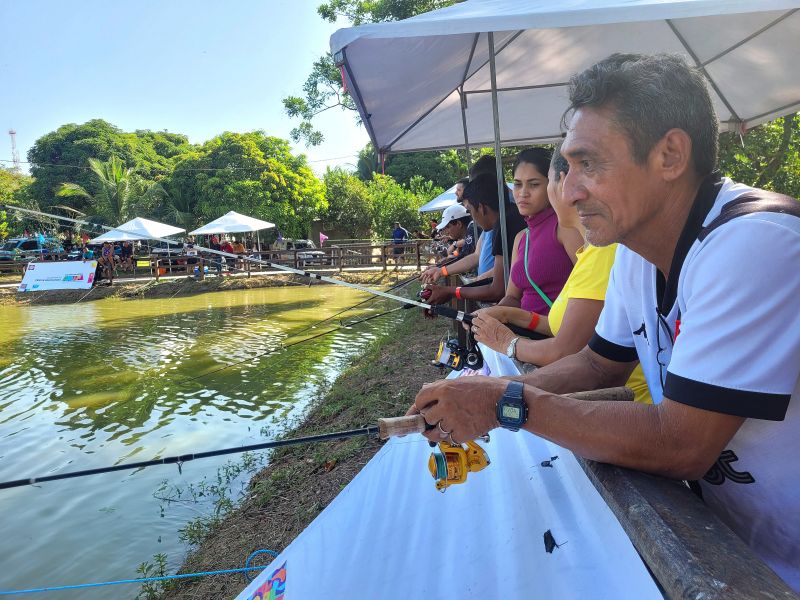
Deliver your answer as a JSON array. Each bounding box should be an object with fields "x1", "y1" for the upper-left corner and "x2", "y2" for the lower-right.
[{"x1": 56, "y1": 156, "x2": 161, "y2": 226}]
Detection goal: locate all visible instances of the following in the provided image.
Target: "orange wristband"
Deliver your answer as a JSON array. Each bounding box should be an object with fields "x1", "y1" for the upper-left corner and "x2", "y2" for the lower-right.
[
  {"x1": 441, "y1": 265, "x2": 449, "y2": 277},
  {"x1": 454, "y1": 286, "x2": 463, "y2": 300},
  {"x1": 527, "y1": 312, "x2": 540, "y2": 330}
]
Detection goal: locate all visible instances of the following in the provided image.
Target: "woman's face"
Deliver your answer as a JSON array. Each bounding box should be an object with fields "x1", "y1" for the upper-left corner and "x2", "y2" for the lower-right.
[
  {"x1": 547, "y1": 165, "x2": 578, "y2": 229},
  {"x1": 513, "y1": 162, "x2": 550, "y2": 217}
]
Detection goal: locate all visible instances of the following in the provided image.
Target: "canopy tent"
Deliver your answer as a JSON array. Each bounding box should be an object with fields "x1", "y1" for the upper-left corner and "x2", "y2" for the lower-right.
[
  {"x1": 418, "y1": 182, "x2": 514, "y2": 213},
  {"x1": 89, "y1": 217, "x2": 185, "y2": 244},
  {"x1": 331, "y1": 0, "x2": 800, "y2": 154},
  {"x1": 189, "y1": 211, "x2": 275, "y2": 235},
  {"x1": 418, "y1": 184, "x2": 458, "y2": 213},
  {"x1": 332, "y1": 0, "x2": 800, "y2": 282}
]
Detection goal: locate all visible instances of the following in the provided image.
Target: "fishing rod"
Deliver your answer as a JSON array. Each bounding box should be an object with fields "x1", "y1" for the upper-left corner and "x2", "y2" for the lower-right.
[
  {"x1": 3, "y1": 204, "x2": 465, "y2": 320},
  {"x1": 0, "y1": 387, "x2": 633, "y2": 491}
]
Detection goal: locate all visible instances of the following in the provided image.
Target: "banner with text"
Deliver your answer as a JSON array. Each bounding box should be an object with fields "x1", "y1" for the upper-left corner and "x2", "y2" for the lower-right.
[{"x1": 18, "y1": 261, "x2": 96, "y2": 292}]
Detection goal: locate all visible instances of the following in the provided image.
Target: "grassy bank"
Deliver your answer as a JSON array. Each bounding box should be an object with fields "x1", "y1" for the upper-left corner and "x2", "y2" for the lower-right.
[
  {"x1": 157, "y1": 310, "x2": 448, "y2": 599},
  {"x1": 0, "y1": 269, "x2": 418, "y2": 306}
]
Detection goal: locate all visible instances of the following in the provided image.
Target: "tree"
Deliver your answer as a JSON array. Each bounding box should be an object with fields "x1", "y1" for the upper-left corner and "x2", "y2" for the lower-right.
[
  {"x1": 164, "y1": 132, "x2": 326, "y2": 239},
  {"x1": 55, "y1": 156, "x2": 162, "y2": 226},
  {"x1": 718, "y1": 114, "x2": 800, "y2": 199},
  {"x1": 322, "y1": 168, "x2": 373, "y2": 238},
  {"x1": 27, "y1": 119, "x2": 192, "y2": 209},
  {"x1": 284, "y1": 0, "x2": 460, "y2": 146},
  {"x1": 367, "y1": 173, "x2": 433, "y2": 236},
  {"x1": 0, "y1": 168, "x2": 35, "y2": 238}
]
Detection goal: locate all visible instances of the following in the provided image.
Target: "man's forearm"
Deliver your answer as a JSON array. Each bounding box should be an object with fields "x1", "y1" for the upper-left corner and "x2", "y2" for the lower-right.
[
  {"x1": 442, "y1": 252, "x2": 478, "y2": 275},
  {"x1": 514, "y1": 347, "x2": 630, "y2": 394}
]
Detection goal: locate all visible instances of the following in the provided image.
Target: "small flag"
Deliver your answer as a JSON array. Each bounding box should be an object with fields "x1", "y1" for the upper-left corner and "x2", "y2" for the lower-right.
[{"x1": 319, "y1": 232, "x2": 329, "y2": 246}]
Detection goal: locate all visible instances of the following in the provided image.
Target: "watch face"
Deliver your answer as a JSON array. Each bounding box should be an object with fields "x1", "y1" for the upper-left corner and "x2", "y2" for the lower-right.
[{"x1": 502, "y1": 405, "x2": 522, "y2": 421}]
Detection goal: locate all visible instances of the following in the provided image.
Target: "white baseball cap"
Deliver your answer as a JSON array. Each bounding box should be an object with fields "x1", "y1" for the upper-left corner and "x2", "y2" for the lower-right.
[{"x1": 436, "y1": 203, "x2": 469, "y2": 231}]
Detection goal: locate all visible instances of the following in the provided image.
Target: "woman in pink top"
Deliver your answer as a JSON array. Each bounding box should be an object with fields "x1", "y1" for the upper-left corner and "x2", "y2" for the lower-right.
[{"x1": 498, "y1": 148, "x2": 581, "y2": 314}]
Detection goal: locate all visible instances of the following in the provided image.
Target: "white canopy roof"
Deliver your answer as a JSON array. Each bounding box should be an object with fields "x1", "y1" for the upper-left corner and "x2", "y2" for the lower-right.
[
  {"x1": 189, "y1": 211, "x2": 275, "y2": 235},
  {"x1": 418, "y1": 184, "x2": 458, "y2": 213},
  {"x1": 418, "y1": 181, "x2": 513, "y2": 213},
  {"x1": 89, "y1": 217, "x2": 185, "y2": 243},
  {"x1": 331, "y1": 0, "x2": 800, "y2": 153}
]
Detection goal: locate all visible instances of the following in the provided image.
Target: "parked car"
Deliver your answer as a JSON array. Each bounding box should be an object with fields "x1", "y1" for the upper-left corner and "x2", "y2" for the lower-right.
[
  {"x1": 0, "y1": 237, "x2": 65, "y2": 262},
  {"x1": 275, "y1": 239, "x2": 328, "y2": 265}
]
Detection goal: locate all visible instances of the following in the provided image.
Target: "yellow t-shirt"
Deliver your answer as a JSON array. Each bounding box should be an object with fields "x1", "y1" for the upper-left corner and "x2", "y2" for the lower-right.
[{"x1": 547, "y1": 244, "x2": 652, "y2": 404}]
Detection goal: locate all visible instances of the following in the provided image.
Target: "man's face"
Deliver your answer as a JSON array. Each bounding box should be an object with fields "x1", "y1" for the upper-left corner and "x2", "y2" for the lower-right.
[
  {"x1": 561, "y1": 107, "x2": 663, "y2": 247},
  {"x1": 464, "y1": 200, "x2": 491, "y2": 231},
  {"x1": 455, "y1": 183, "x2": 464, "y2": 200}
]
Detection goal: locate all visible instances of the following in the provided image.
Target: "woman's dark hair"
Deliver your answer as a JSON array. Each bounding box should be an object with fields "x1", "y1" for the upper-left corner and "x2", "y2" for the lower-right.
[
  {"x1": 512, "y1": 147, "x2": 552, "y2": 178},
  {"x1": 550, "y1": 142, "x2": 569, "y2": 181},
  {"x1": 462, "y1": 172, "x2": 511, "y2": 213},
  {"x1": 469, "y1": 155, "x2": 497, "y2": 179}
]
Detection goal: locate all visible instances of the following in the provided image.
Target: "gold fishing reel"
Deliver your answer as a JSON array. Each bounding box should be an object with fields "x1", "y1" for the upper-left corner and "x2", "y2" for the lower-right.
[{"x1": 427, "y1": 437, "x2": 490, "y2": 492}]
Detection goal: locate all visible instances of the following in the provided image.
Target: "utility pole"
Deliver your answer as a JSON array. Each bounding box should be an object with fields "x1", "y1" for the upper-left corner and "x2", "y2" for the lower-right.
[{"x1": 8, "y1": 129, "x2": 21, "y2": 173}]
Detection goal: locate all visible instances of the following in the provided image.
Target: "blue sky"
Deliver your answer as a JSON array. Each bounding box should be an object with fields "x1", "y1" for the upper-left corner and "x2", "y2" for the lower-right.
[{"x1": 0, "y1": 0, "x2": 369, "y2": 175}]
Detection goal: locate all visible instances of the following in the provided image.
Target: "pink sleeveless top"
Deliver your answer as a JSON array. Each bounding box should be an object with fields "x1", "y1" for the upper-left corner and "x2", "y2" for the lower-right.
[{"x1": 509, "y1": 207, "x2": 572, "y2": 315}]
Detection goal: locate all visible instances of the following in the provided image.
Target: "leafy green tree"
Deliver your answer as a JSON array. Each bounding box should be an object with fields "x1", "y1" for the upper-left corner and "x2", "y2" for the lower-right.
[
  {"x1": 55, "y1": 156, "x2": 163, "y2": 226},
  {"x1": 719, "y1": 114, "x2": 800, "y2": 198},
  {"x1": 322, "y1": 168, "x2": 373, "y2": 237},
  {"x1": 164, "y1": 132, "x2": 326, "y2": 238},
  {"x1": 367, "y1": 173, "x2": 432, "y2": 236},
  {"x1": 285, "y1": 0, "x2": 460, "y2": 146},
  {"x1": 27, "y1": 119, "x2": 192, "y2": 209},
  {"x1": 0, "y1": 168, "x2": 35, "y2": 237}
]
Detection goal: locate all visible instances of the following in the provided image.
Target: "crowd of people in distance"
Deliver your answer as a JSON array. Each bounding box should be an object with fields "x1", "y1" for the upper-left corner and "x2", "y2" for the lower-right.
[{"x1": 413, "y1": 53, "x2": 799, "y2": 591}]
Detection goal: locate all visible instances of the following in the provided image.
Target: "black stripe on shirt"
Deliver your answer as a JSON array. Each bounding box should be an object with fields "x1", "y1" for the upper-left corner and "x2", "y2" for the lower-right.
[
  {"x1": 664, "y1": 372, "x2": 790, "y2": 421},
  {"x1": 588, "y1": 333, "x2": 639, "y2": 363}
]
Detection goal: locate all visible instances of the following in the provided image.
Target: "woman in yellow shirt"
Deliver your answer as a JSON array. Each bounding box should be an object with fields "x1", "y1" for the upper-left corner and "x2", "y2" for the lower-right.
[{"x1": 471, "y1": 144, "x2": 651, "y2": 403}]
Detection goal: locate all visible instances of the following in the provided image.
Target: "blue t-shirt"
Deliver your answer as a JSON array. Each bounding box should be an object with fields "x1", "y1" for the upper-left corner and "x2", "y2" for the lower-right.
[
  {"x1": 478, "y1": 229, "x2": 495, "y2": 276},
  {"x1": 392, "y1": 227, "x2": 409, "y2": 244}
]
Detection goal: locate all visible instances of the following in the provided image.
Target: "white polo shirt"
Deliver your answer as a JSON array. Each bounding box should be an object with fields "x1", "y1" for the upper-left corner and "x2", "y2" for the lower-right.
[{"x1": 589, "y1": 176, "x2": 800, "y2": 590}]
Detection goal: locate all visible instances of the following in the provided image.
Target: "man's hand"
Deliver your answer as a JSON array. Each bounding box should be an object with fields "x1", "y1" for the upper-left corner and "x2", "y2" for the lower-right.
[
  {"x1": 426, "y1": 284, "x2": 455, "y2": 305},
  {"x1": 471, "y1": 312, "x2": 516, "y2": 354},
  {"x1": 419, "y1": 266, "x2": 441, "y2": 284},
  {"x1": 407, "y1": 377, "x2": 504, "y2": 443}
]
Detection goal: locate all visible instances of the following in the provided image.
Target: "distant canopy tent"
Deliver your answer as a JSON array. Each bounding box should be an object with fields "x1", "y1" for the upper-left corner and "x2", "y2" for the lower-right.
[
  {"x1": 418, "y1": 184, "x2": 459, "y2": 213},
  {"x1": 89, "y1": 217, "x2": 185, "y2": 244},
  {"x1": 418, "y1": 182, "x2": 514, "y2": 213},
  {"x1": 190, "y1": 211, "x2": 275, "y2": 252},
  {"x1": 332, "y1": 0, "x2": 800, "y2": 278}
]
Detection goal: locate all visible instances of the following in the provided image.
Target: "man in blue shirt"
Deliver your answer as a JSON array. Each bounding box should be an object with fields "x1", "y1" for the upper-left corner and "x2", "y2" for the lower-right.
[{"x1": 391, "y1": 222, "x2": 409, "y2": 262}]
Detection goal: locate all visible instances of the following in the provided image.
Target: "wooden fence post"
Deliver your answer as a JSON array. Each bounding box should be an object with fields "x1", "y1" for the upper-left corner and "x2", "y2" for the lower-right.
[
  {"x1": 382, "y1": 244, "x2": 387, "y2": 271},
  {"x1": 416, "y1": 241, "x2": 421, "y2": 270}
]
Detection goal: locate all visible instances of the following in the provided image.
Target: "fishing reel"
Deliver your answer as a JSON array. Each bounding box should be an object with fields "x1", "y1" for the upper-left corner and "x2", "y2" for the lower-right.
[
  {"x1": 428, "y1": 436, "x2": 490, "y2": 492},
  {"x1": 432, "y1": 332, "x2": 483, "y2": 371}
]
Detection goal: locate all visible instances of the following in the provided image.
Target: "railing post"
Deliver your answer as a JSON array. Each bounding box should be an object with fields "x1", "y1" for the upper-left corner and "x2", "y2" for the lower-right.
[
  {"x1": 382, "y1": 244, "x2": 387, "y2": 271},
  {"x1": 416, "y1": 241, "x2": 421, "y2": 271},
  {"x1": 155, "y1": 259, "x2": 160, "y2": 281}
]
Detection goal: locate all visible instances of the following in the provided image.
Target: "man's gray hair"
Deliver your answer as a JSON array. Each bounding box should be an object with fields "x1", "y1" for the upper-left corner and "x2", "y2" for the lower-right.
[{"x1": 565, "y1": 53, "x2": 719, "y2": 176}]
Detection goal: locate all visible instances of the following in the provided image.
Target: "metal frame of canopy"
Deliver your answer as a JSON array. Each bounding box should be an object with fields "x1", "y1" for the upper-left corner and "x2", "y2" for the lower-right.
[{"x1": 332, "y1": 1, "x2": 800, "y2": 284}]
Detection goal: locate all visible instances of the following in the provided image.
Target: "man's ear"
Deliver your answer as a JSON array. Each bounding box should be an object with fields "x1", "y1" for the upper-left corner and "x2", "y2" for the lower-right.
[{"x1": 653, "y1": 128, "x2": 693, "y2": 182}]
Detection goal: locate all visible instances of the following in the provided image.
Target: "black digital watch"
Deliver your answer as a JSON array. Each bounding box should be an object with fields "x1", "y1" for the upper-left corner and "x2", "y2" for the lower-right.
[{"x1": 496, "y1": 380, "x2": 527, "y2": 431}]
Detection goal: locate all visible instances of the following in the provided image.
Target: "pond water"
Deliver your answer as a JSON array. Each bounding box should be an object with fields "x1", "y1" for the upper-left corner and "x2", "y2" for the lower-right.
[{"x1": 0, "y1": 284, "x2": 406, "y2": 598}]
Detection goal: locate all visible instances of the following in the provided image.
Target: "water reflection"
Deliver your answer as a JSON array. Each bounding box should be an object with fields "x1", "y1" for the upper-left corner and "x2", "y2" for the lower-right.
[{"x1": 0, "y1": 285, "x2": 407, "y2": 599}]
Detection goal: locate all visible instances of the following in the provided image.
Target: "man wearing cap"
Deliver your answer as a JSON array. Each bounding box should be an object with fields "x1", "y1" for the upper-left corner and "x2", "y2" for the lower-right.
[
  {"x1": 435, "y1": 204, "x2": 476, "y2": 259},
  {"x1": 408, "y1": 54, "x2": 800, "y2": 590}
]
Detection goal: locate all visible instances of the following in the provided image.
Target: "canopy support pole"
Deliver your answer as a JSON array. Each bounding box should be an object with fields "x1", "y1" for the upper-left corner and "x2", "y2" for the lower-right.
[
  {"x1": 459, "y1": 86, "x2": 480, "y2": 257},
  {"x1": 488, "y1": 32, "x2": 510, "y2": 286}
]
